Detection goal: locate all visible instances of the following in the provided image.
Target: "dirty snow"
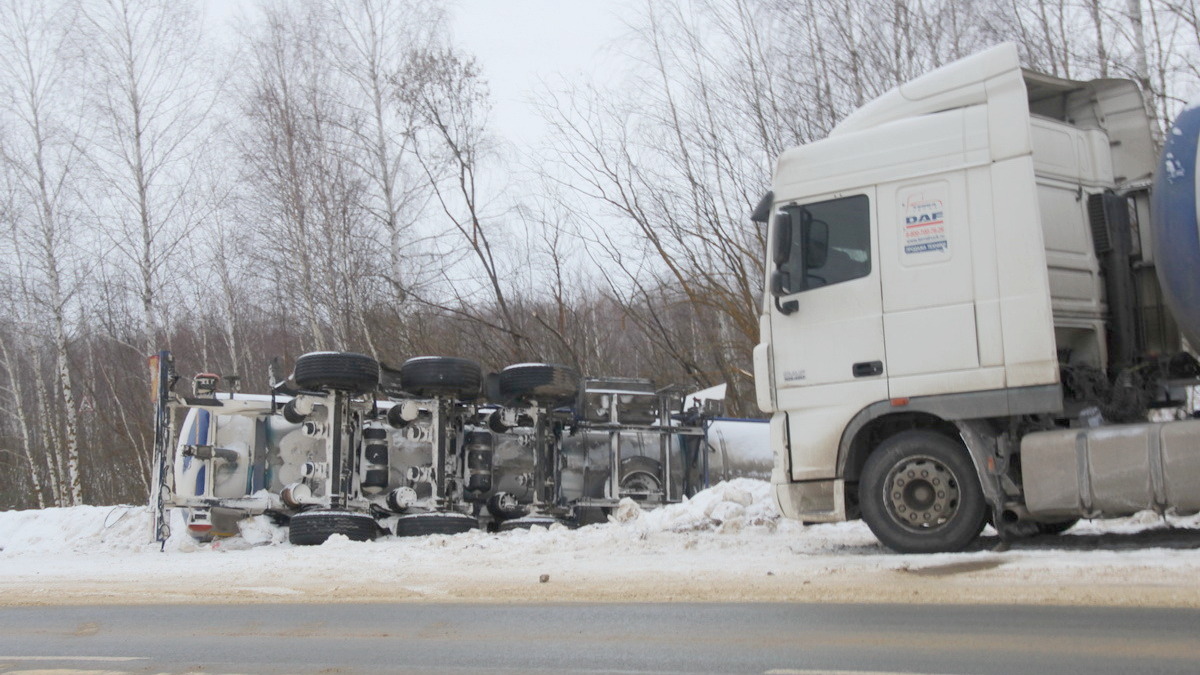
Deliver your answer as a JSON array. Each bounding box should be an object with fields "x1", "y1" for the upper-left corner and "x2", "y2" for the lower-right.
[{"x1": 3, "y1": 479, "x2": 1200, "y2": 608}]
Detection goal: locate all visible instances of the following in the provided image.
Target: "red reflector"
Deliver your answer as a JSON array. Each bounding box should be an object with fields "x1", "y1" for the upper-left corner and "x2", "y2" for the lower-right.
[
  {"x1": 890, "y1": 398, "x2": 909, "y2": 407},
  {"x1": 187, "y1": 523, "x2": 213, "y2": 532}
]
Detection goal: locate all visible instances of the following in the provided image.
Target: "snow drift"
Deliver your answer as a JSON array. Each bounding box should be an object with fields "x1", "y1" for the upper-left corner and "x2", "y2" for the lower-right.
[{"x1": 3, "y1": 479, "x2": 1200, "y2": 608}]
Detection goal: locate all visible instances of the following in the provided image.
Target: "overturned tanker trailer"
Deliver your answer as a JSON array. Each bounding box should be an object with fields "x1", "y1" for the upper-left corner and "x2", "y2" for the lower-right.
[{"x1": 150, "y1": 351, "x2": 770, "y2": 545}]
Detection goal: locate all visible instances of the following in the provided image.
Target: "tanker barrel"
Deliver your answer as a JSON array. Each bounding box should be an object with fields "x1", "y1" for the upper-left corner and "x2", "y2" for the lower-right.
[{"x1": 1152, "y1": 101, "x2": 1200, "y2": 350}]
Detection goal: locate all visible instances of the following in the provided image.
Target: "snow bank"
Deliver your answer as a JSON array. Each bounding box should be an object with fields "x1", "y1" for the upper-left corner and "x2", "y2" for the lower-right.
[
  {"x1": 0, "y1": 504, "x2": 153, "y2": 555},
  {"x1": 617, "y1": 478, "x2": 779, "y2": 533},
  {"x1": 3, "y1": 479, "x2": 1200, "y2": 557},
  {"x1": 0, "y1": 480, "x2": 791, "y2": 558},
  {"x1": 4, "y1": 479, "x2": 1200, "y2": 609}
]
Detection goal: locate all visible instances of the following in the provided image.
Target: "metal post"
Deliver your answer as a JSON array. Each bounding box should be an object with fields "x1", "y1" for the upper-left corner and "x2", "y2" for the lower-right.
[
  {"x1": 659, "y1": 394, "x2": 671, "y2": 502},
  {"x1": 149, "y1": 350, "x2": 174, "y2": 546},
  {"x1": 433, "y1": 398, "x2": 447, "y2": 507},
  {"x1": 608, "y1": 395, "x2": 621, "y2": 500},
  {"x1": 330, "y1": 390, "x2": 345, "y2": 508}
]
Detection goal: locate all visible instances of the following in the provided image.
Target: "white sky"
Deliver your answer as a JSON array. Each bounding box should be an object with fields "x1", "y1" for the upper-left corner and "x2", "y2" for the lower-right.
[
  {"x1": 202, "y1": 0, "x2": 631, "y2": 144},
  {"x1": 451, "y1": 0, "x2": 629, "y2": 144}
]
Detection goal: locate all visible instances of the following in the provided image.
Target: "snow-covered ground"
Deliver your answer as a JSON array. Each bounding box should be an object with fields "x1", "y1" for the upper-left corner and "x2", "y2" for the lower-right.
[{"x1": 3, "y1": 479, "x2": 1200, "y2": 608}]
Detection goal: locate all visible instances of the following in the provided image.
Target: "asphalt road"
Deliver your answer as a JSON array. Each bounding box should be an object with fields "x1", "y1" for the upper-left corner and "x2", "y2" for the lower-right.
[{"x1": 0, "y1": 602, "x2": 1197, "y2": 675}]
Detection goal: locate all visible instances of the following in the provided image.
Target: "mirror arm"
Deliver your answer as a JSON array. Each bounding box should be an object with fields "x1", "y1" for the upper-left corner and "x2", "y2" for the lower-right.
[{"x1": 774, "y1": 295, "x2": 798, "y2": 315}]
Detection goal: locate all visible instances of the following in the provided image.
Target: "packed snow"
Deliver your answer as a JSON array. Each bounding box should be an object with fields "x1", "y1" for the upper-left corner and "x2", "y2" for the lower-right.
[{"x1": 3, "y1": 479, "x2": 1200, "y2": 607}]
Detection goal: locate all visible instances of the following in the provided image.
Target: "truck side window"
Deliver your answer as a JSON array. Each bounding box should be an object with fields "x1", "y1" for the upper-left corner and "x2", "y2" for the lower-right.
[{"x1": 781, "y1": 195, "x2": 870, "y2": 291}]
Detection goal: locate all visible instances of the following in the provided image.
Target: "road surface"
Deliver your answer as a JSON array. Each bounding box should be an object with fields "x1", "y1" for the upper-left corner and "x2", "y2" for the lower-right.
[{"x1": 0, "y1": 602, "x2": 1197, "y2": 674}]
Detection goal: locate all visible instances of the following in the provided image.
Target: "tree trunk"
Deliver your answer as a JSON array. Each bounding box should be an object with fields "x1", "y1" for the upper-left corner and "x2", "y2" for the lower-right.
[{"x1": 0, "y1": 336, "x2": 45, "y2": 509}]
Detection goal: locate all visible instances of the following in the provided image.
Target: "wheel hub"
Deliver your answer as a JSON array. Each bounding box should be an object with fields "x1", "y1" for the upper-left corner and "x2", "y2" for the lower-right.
[{"x1": 883, "y1": 456, "x2": 960, "y2": 530}]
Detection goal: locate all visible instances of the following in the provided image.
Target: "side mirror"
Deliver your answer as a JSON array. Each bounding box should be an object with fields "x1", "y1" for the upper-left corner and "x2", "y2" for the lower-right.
[
  {"x1": 770, "y1": 269, "x2": 798, "y2": 315},
  {"x1": 772, "y1": 211, "x2": 793, "y2": 267},
  {"x1": 804, "y1": 219, "x2": 829, "y2": 269},
  {"x1": 770, "y1": 268, "x2": 791, "y2": 296}
]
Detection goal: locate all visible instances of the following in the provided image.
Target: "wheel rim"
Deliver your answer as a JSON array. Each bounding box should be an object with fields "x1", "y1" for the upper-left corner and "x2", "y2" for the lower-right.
[{"x1": 881, "y1": 454, "x2": 960, "y2": 531}]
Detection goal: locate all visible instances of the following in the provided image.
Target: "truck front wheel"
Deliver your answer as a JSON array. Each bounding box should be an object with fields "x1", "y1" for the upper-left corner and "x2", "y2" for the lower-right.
[{"x1": 859, "y1": 430, "x2": 987, "y2": 553}]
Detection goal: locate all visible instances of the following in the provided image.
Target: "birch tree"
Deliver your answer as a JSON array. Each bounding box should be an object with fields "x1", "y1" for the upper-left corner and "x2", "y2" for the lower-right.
[
  {"x1": 240, "y1": 2, "x2": 384, "y2": 355},
  {"x1": 331, "y1": 0, "x2": 444, "y2": 323},
  {"x1": 0, "y1": 0, "x2": 89, "y2": 505},
  {"x1": 82, "y1": 0, "x2": 217, "y2": 357},
  {"x1": 401, "y1": 48, "x2": 532, "y2": 363}
]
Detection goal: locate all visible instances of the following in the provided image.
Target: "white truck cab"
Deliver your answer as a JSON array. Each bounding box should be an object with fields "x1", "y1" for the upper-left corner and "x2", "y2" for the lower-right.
[{"x1": 754, "y1": 43, "x2": 1200, "y2": 552}]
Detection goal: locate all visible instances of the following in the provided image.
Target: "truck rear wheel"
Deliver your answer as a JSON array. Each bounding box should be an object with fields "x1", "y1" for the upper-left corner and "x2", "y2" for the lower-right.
[{"x1": 859, "y1": 430, "x2": 987, "y2": 553}]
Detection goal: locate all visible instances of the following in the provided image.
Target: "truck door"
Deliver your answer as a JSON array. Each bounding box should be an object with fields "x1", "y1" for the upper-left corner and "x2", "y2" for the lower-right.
[
  {"x1": 876, "y1": 177, "x2": 985, "y2": 390},
  {"x1": 767, "y1": 190, "x2": 887, "y2": 480}
]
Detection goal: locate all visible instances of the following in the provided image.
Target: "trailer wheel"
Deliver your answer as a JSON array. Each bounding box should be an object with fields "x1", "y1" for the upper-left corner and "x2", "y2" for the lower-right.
[
  {"x1": 399, "y1": 356, "x2": 483, "y2": 399},
  {"x1": 288, "y1": 510, "x2": 379, "y2": 546},
  {"x1": 393, "y1": 511, "x2": 478, "y2": 537},
  {"x1": 1036, "y1": 518, "x2": 1079, "y2": 535},
  {"x1": 859, "y1": 430, "x2": 987, "y2": 553},
  {"x1": 498, "y1": 514, "x2": 574, "y2": 531},
  {"x1": 498, "y1": 363, "x2": 580, "y2": 405},
  {"x1": 293, "y1": 352, "x2": 379, "y2": 394}
]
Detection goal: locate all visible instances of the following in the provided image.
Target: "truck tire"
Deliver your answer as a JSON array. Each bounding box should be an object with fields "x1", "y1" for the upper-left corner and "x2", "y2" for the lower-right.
[
  {"x1": 498, "y1": 514, "x2": 573, "y2": 531},
  {"x1": 288, "y1": 510, "x2": 379, "y2": 545},
  {"x1": 399, "y1": 356, "x2": 482, "y2": 399},
  {"x1": 498, "y1": 363, "x2": 579, "y2": 405},
  {"x1": 393, "y1": 511, "x2": 478, "y2": 537},
  {"x1": 1036, "y1": 518, "x2": 1079, "y2": 535},
  {"x1": 294, "y1": 352, "x2": 379, "y2": 395},
  {"x1": 859, "y1": 430, "x2": 987, "y2": 553}
]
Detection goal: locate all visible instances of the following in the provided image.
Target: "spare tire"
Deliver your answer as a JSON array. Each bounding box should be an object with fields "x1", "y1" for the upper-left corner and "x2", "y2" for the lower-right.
[
  {"x1": 294, "y1": 352, "x2": 379, "y2": 394},
  {"x1": 288, "y1": 510, "x2": 379, "y2": 545},
  {"x1": 399, "y1": 356, "x2": 483, "y2": 399},
  {"x1": 498, "y1": 363, "x2": 579, "y2": 405}
]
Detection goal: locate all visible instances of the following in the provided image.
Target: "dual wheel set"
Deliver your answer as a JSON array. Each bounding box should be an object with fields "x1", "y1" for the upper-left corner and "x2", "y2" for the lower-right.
[
  {"x1": 283, "y1": 351, "x2": 580, "y2": 546},
  {"x1": 288, "y1": 508, "x2": 482, "y2": 545}
]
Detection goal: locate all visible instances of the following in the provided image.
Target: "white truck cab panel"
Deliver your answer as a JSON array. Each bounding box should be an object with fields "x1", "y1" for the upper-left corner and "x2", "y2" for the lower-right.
[
  {"x1": 758, "y1": 41, "x2": 1200, "y2": 553},
  {"x1": 761, "y1": 44, "x2": 1059, "y2": 490},
  {"x1": 756, "y1": 43, "x2": 1104, "y2": 533}
]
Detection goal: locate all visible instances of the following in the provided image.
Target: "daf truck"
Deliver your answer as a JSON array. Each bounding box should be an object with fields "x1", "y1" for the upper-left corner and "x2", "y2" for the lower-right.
[{"x1": 753, "y1": 42, "x2": 1200, "y2": 552}]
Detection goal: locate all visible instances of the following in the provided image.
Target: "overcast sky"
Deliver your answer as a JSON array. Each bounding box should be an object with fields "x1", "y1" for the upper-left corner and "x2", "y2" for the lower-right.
[
  {"x1": 201, "y1": 0, "x2": 630, "y2": 143},
  {"x1": 451, "y1": 1, "x2": 629, "y2": 143}
]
